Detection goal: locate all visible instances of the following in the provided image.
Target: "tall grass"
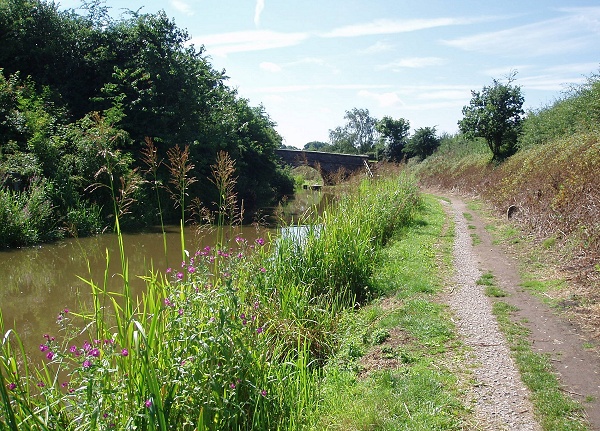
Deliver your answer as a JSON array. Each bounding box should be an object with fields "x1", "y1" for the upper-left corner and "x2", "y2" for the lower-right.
[{"x1": 0, "y1": 158, "x2": 421, "y2": 429}]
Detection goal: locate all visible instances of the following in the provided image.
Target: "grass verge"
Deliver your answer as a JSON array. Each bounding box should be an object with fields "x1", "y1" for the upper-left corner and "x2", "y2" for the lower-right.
[{"x1": 312, "y1": 194, "x2": 476, "y2": 430}]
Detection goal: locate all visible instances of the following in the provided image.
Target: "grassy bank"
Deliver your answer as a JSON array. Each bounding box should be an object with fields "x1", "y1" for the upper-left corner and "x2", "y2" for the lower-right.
[
  {"x1": 312, "y1": 194, "x2": 476, "y2": 430},
  {"x1": 412, "y1": 73, "x2": 600, "y2": 333},
  {"x1": 1, "y1": 167, "x2": 421, "y2": 430}
]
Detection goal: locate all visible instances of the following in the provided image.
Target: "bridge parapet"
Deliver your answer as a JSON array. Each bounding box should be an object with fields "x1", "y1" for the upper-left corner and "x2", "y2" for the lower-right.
[{"x1": 275, "y1": 149, "x2": 369, "y2": 184}]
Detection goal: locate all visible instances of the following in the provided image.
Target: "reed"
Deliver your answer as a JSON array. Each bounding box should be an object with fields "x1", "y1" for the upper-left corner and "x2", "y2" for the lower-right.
[{"x1": 0, "y1": 157, "x2": 421, "y2": 429}]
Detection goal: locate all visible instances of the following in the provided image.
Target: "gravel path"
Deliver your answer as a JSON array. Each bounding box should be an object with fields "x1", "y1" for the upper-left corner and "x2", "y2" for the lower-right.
[{"x1": 444, "y1": 197, "x2": 542, "y2": 431}]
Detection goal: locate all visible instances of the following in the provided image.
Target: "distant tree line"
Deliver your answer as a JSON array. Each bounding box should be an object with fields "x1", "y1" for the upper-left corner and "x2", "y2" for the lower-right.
[
  {"x1": 0, "y1": 0, "x2": 293, "y2": 247},
  {"x1": 307, "y1": 72, "x2": 531, "y2": 163},
  {"x1": 302, "y1": 108, "x2": 441, "y2": 162}
]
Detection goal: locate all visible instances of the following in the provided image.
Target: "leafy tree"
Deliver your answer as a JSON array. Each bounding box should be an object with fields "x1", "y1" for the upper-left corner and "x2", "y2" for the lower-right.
[
  {"x1": 376, "y1": 116, "x2": 410, "y2": 162},
  {"x1": 303, "y1": 141, "x2": 331, "y2": 151},
  {"x1": 0, "y1": 0, "x2": 294, "y2": 245},
  {"x1": 328, "y1": 126, "x2": 355, "y2": 154},
  {"x1": 404, "y1": 126, "x2": 440, "y2": 160},
  {"x1": 458, "y1": 75, "x2": 524, "y2": 160},
  {"x1": 329, "y1": 108, "x2": 378, "y2": 154}
]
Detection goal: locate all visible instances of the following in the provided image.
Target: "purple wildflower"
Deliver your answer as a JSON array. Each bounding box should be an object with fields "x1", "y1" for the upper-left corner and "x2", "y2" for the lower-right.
[
  {"x1": 166, "y1": 267, "x2": 172, "y2": 274},
  {"x1": 176, "y1": 272, "x2": 184, "y2": 280},
  {"x1": 260, "y1": 389, "x2": 267, "y2": 397},
  {"x1": 37, "y1": 382, "x2": 45, "y2": 388},
  {"x1": 188, "y1": 266, "x2": 195, "y2": 274},
  {"x1": 46, "y1": 351, "x2": 54, "y2": 360},
  {"x1": 255, "y1": 237, "x2": 265, "y2": 246},
  {"x1": 90, "y1": 348, "x2": 100, "y2": 358},
  {"x1": 8, "y1": 383, "x2": 16, "y2": 391},
  {"x1": 145, "y1": 399, "x2": 152, "y2": 408},
  {"x1": 39, "y1": 344, "x2": 49, "y2": 352},
  {"x1": 257, "y1": 327, "x2": 264, "y2": 334},
  {"x1": 121, "y1": 348, "x2": 129, "y2": 357},
  {"x1": 82, "y1": 360, "x2": 92, "y2": 368}
]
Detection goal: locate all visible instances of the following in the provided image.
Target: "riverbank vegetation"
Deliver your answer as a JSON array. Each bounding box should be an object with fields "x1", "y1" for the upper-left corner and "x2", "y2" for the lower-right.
[
  {"x1": 1, "y1": 163, "x2": 424, "y2": 429},
  {"x1": 412, "y1": 71, "x2": 600, "y2": 334},
  {"x1": 0, "y1": 0, "x2": 293, "y2": 248}
]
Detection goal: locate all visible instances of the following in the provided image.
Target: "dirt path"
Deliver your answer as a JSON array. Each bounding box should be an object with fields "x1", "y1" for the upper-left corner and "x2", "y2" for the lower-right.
[{"x1": 442, "y1": 194, "x2": 600, "y2": 430}]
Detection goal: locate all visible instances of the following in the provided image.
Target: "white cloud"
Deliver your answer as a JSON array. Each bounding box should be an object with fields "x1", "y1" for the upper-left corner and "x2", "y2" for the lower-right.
[
  {"x1": 378, "y1": 57, "x2": 445, "y2": 70},
  {"x1": 192, "y1": 30, "x2": 309, "y2": 56},
  {"x1": 170, "y1": 0, "x2": 194, "y2": 16},
  {"x1": 443, "y1": 8, "x2": 600, "y2": 57},
  {"x1": 519, "y1": 75, "x2": 587, "y2": 92},
  {"x1": 321, "y1": 16, "x2": 494, "y2": 38},
  {"x1": 358, "y1": 90, "x2": 404, "y2": 107},
  {"x1": 254, "y1": 0, "x2": 265, "y2": 27},
  {"x1": 417, "y1": 90, "x2": 470, "y2": 101},
  {"x1": 260, "y1": 62, "x2": 282, "y2": 72},
  {"x1": 249, "y1": 84, "x2": 392, "y2": 94},
  {"x1": 359, "y1": 41, "x2": 395, "y2": 55},
  {"x1": 483, "y1": 65, "x2": 533, "y2": 78}
]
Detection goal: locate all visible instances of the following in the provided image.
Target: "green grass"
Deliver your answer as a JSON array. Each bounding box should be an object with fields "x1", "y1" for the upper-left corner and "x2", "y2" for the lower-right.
[
  {"x1": 476, "y1": 271, "x2": 508, "y2": 297},
  {"x1": 470, "y1": 232, "x2": 481, "y2": 246},
  {"x1": 313, "y1": 195, "x2": 475, "y2": 430},
  {"x1": 0, "y1": 170, "x2": 424, "y2": 430},
  {"x1": 492, "y1": 301, "x2": 588, "y2": 431}
]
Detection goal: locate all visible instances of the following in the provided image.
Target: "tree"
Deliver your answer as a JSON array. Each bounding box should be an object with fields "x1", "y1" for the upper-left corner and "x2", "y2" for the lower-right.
[
  {"x1": 303, "y1": 141, "x2": 330, "y2": 151},
  {"x1": 376, "y1": 116, "x2": 410, "y2": 162},
  {"x1": 458, "y1": 75, "x2": 524, "y2": 160},
  {"x1": 404, "y1": 126, "x2": 440, "y2": 160},
  {"x1": 329, "y1": 108, "x2": 378, "y2": 154}
]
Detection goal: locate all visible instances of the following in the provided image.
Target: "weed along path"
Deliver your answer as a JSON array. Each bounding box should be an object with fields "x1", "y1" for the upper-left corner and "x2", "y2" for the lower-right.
[{"x1": 441, "y1": 193, "x2": 600, "y2": 431}]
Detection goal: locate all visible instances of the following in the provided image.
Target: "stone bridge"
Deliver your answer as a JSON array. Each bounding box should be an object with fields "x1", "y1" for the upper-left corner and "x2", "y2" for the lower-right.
[{"x1": 275, "y1": 149, "x2": 370, "y2": 184}]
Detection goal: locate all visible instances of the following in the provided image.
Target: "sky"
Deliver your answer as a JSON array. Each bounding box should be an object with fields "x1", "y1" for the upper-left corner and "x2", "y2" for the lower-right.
[{"x1": 58, "y1": 0, "x2": 600, "y2": 148}]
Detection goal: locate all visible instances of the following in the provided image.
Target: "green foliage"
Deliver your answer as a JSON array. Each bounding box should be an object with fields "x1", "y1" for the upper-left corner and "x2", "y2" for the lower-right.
[
  {"x1": 404, "y1": 126, "x2": 441, "y2": 160},
  {"x1": 459, "y1": 74, "x2": 525, "y2": 161},
  {"x1": 329, "y1": 108, "x2": 378, "y2": 154},
  {"x1": 520, "y1": 70, "x2": 600, "y2": 148},
  {"x1": 0, "y1": 170, "x2": 422, "y2": 429},
  {"x1": 303, "y1": 141, "x2": 332, "y2": 152},
  {"x1": 0, "y1": 0, "x2": 294, "y2": 247},
  {"x1": 376, "y1": 116, "x2": 410, "y2": 162},
  {"x1": 315, "y1": 195, "x2": 471, "y2": 429},
  {"x1": 0, "y1": 177, "x2": 58, "y2": 247}
]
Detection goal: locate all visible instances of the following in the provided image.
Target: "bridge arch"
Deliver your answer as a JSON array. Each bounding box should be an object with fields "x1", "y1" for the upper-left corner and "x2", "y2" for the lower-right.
[{"x1": 275, "y1": 149, "x2": 370, "y2": 185}]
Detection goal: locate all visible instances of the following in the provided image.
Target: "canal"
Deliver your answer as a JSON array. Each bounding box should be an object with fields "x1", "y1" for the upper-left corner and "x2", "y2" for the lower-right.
[{"x1": 0, "y1": 189, "x2": 331, "y2": 359}]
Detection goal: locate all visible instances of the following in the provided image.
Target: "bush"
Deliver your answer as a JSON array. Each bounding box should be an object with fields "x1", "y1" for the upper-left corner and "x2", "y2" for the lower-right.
[{"x1": 0, "y1": 177, "x2": 58, "y2": 247}]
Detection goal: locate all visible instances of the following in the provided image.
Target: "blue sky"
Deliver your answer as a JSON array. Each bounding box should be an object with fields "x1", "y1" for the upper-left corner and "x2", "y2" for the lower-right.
[{"x1": 59, "y1": 0, "x2": 600, "y2": 148}]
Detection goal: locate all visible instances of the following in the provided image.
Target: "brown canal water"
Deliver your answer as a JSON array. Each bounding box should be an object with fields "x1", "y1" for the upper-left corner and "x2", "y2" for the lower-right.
[{"x1": 0, "y1": 189, "x2": 330, "y2": 358}]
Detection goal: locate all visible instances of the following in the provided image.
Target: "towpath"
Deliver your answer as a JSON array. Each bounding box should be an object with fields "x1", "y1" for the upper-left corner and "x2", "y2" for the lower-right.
[{"x1": 441, "y1": 194, "x2": 600, "y2": 430}]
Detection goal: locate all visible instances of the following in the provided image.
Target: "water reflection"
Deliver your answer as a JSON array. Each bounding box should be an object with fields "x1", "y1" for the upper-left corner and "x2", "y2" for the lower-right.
[
  {"x1": 0, "y1": 188, "x2": 329, "y2": 356},
  {"x1": 0, "y1": 225, "x2": 267, "y2": 353}
]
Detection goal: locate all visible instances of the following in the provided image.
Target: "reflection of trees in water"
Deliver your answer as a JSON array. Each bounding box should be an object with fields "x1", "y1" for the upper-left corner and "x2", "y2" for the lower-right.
[
  {"x1": 0, "y1": 225, "x2": 271, "y2": 357},
  {"x1": 278, "y1": 190, "x2": 335, "y2": 224}
]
